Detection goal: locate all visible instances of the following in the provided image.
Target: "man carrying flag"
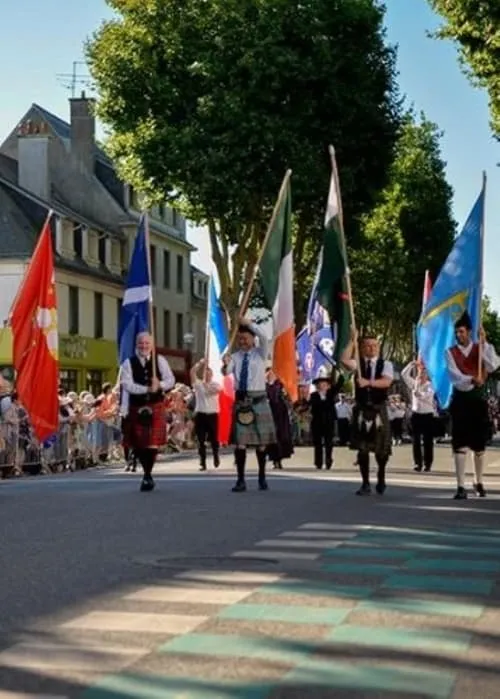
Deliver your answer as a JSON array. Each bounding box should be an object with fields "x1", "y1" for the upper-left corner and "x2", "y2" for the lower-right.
[
  {"x1": 10, "y1": 213, "x2": 59, "y2": 444},
  {"x1": 119, "y1": 215, "x2": 175, "y2": 492}
]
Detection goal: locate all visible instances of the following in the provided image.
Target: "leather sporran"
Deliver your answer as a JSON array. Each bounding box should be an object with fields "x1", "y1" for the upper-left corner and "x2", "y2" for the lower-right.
[
  {"x1": 137, "y1": 406, "x2": 153, "y2": 426},
  {"x1": 235, "y1": 403, "x2": 255, "y2": 426}
]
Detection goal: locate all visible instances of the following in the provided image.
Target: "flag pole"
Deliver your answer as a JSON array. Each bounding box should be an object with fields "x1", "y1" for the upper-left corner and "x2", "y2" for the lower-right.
[
  {"x1": 143, "y1": 211, "x2": 157, "y2": 380},
  {"x1": 328, "y1": 145, "x2": 360, "y2": 372},
  {"x1": 478, "y1": 171, "x2": 487, "y2": 377},
  {"x1": 7, "y1": 209, "x2": 54, "y2": 325},
  {"x1": 228, "y1": 168, "x2": 292, "y2": 350},
  {"x1": 203, "y1": 271, "x2": 213, "y2": 381}
]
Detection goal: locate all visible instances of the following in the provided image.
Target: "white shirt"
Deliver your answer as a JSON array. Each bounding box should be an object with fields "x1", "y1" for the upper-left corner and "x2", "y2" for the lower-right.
[
  {"x1": 446, "y1": 342, "x2": 500, "y2": 392},
  {"x1": 335, "y1": 401, "x2": 351, "y2": 419},
  {"x1": 120, "y1": 353, "x2": 175, "y2": 417},
  {"x1": 193, "y1": 380, "x2": 221, "y2": 414},
  {"x1": 401, "y1": 363, "x2": 436, "y2": 414},
  {"x1": 343, "y1": 356, "x2": 394, "y2": 381},
  {"x1": 225, "y1": 324, "x2": 268, "y2": 392}
]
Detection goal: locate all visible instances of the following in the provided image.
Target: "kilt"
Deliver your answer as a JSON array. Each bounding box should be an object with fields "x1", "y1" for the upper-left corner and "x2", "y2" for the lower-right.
[
  {"x1": 123, "y1": 402, "x2": 167, "y2": 450},
  {"x1": 350, "y1": 402, "x2": 392, "y2": 458},
  {"x1": 450, "y1": 389, "x2": 489, "y2": 453},
  {"x1": 230, "y1": 392, "x2": 276, "y2": 448}
]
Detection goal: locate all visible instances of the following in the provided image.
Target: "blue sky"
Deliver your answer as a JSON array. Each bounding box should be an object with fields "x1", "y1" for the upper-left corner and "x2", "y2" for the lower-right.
[{"x1": 1, "y1": 0, "x2": 498, "y2": 306}]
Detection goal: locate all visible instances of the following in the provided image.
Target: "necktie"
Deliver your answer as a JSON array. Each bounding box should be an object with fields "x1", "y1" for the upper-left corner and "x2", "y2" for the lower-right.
[{"x1": 240, "y1": 352, "x2": 249, "y2": 392}]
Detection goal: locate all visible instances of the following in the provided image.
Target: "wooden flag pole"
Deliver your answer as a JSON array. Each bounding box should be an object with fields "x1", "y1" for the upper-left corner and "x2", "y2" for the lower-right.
[
  {"x1": 143, "y1": 211, "x2": 157, "y2": 380},
  {"x1": 227, "y1": 168, "x2": 292, "y2": 350},
  {"x1": 328, "y1": 145, "x2": 360, "y2": 372},
  {"x1": 478, "y1": 170, "x2": 487, "y2": 379},
  {"x1": 203, "y1": 271, "x2": 213, "y2": 382}
]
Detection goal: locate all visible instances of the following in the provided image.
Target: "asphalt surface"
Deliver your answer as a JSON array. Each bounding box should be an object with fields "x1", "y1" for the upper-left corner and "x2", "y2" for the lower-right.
[{"x1": 0, "y1": 443, "x2": 499, "y2": 698}]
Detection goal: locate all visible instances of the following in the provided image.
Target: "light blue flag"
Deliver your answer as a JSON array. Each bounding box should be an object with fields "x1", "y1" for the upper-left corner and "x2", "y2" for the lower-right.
[
  {"x1": 118, "y1": 215, "x2": 152, "y2": 364},
  {"x1": 417, "y1": 188, "x2": 484, "y2": 408}
]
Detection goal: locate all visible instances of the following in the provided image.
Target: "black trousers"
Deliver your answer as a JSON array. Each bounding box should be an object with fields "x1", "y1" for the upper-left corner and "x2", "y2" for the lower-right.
[
  {"x1": 391, "y1": 418, "x2": 403, "y2": 441},
  {"x1": 311, "y1": 423, "x2": 334, "y2": 468},
  {"x1": 195, "y1": 412, "x2": 219, "y2": 464},
  {"x1": 411, "y1": 412, "x2": 434, "y2": 468},
  {"x1": 337, "y1": 418, "x2": 350, "y2": 446}
]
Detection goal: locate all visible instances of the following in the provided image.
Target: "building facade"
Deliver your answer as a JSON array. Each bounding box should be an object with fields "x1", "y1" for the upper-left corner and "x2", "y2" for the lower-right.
[{"x1": 0, "y1": 95, "x2": 207, "y2": 389}]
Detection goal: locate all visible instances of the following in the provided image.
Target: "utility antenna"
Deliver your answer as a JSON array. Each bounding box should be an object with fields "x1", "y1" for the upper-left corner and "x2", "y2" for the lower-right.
[{"x1": 56, "y1": 61, "x2": 92, "y2": 97}]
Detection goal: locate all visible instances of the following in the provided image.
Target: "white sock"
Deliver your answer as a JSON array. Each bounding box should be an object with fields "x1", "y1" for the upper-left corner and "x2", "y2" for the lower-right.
[
  {"x1": 473, "y1": 452, "x2": 485, "y2": 484},
  {"x1": 454, "y1": 451, "x2": 467, "y2": 489}
]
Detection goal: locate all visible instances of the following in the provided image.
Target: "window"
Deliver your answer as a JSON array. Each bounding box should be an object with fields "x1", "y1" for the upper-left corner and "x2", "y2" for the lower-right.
[
  {"x1": 87, "y1": 370, "x2": 103, "y2": 396},
  {"x1": 117, "y1": 298, "x2": 122, "y2": 330},
  {"x1": 68, "y1": 286, "x2": 79, "y2": 335},
  {"x1": 159, "y1": 203, "x2": 165, "y2": 220},
  {"x1": 152, "y1": 306, "x2": 157, "y2": 335},
  {"x1": 176, "y1": 313, "x2": 183, "y2": 349},
  {"x1": 176, "y1": 255, "x2": 184, "y2": 293},
  {"x1": 150, "y1": 245, "x2": 157, "y2": 285},
  {"x1": 73, "y1": 224, "x2": 82, "y2": 258},
  {"x1": 94, "y1": 292, "x2": 103, "y2": 339},
  {"x1": 163, "y1": 309, "x2": 171, "y2": 347},
  {"x1": 172, "y1": 208, "x2": 178, "y2": 228},
  {"x1": 59, "y1": 369, "x2": 78, "y2": 393},
  {"x1": 98, "y1": 236, "x2": 106, "y2": 265},
  {"x1": 197, "y1": 280, "x2": 202, "y2": 297},
  {"x1": 163, "y1": 250, "x2": 170, "y2": 289}
]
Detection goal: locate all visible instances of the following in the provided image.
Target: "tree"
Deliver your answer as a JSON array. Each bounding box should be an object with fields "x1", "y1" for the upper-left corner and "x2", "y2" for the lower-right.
[
  {"x1": 87, "y1": 0, "x2": 400, "y2": 326},
  {"x1": 350, "y1": 112, "x2": 456, "y2": 359},
  {"x1": 482, "y1": 295, "x2": 500, "y2": 353},
  {"x1": 429, "y1": 0, "x2": 500, "y2": 137}
]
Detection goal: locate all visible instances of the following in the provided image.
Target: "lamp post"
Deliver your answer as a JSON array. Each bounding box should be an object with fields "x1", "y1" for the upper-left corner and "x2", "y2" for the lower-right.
[{"x1": 183, "y1": 332, "x2": 195, "y2": 383}]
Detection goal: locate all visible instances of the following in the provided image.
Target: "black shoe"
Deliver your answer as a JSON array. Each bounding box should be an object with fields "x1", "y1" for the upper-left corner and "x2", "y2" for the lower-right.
[
  {"x1": 258, "y1": 479, "x2": 269, "y2": 491},
  {"x1": 474, "y1": 483, "x2": 487, "y2": 497},
  {"x1": 453, "y1": 487, "x2": 467, "y2": 500},
  {"x1": 140, "y1": 476, "x2": 155, "y2": 492},
  {"x1": 232, "y1": 480, "x2": 247, "y2": 493},
  {"x1": 413, "y1": 465, "x2": 423, "y2": 473},
  {"x1": 376, "y1": 482, "x2": 386, "y2": 495},
  {"x1": 199, "y1": 464, "x2": 207, "y2": 471},
  {"x1": 315, "y1": 465, "x2": 323, "y2": 470},
  {"x1": 356, "y1": 484, "x2": 371, "y2": 496},
  {"x1": 424, "y1": 465, "x2": 432, "y2": 472},
  {"x1": 214, "y1": 456, "x2": 220, "y2": 468},
  {"x1": 326, "y1": 462, "x2": 333, "y2": 470}
]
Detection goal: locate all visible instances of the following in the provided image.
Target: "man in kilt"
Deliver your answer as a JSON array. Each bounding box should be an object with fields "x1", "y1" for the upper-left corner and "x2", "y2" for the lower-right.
[
  {"x1": 222, "y1": 318, "x2": 276, "y2": 492},
  {"x1": 446, "y1": 311, "x2": 500, "y2": 500},
  {"x1": 341, "y1": 331, "x2": 394, "y2": 495},
  {"x1": 120, "y1": 332, "x2": 175, "y2": 491}
]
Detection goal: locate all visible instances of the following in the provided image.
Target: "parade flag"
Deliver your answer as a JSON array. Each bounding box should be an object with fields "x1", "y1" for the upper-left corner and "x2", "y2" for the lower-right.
[
  {"x1": 296, "y1": 325, "x2": 336, "y2": 384},
  {"x1": 417, "y1": 186, "x2": 484, "y2": 408},
  {"x1": 205, "y1": 274, "x2": 234, "y2": 445},
  {"x1": 10, "y1": 214, "x2": 59, "y2": 442},
  {"x1": 118, "y1": 214, "x2": 152, "y2": 364},
  {"x1": 314, "y1": 169, "x2": 351, "y2": 361},
  {"x1": 259, "y1": 177, "x2": 298, "y2": 402}
]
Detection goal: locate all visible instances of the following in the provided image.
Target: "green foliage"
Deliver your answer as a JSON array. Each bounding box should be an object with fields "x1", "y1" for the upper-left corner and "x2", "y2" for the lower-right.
[
  {"x1": 87, "y1": 0, "x2": 400, "y2": 325},
  {"x1": 482, "y1": 295, "x2": 500, "y2": 353},
  {"x1": 350, "y1": 112, "x2": 456, "y2": 359},
  {"x1": 429, "y1": 0, "x2": 500, "y2": 137}
]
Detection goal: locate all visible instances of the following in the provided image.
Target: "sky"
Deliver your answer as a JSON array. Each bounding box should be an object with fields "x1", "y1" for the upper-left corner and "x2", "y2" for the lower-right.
[{"x1": 0, "y1": 0, "x2": 498, "y2": 306}]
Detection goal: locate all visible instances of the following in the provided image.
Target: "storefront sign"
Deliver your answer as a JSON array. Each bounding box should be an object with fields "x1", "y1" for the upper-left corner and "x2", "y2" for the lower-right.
[{"x1": 60, "y1": 336, "x2": 88, "y2": 359}]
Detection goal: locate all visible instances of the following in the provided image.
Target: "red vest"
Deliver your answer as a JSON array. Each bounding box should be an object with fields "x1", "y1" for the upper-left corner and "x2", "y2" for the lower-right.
[{"x1": 450, "y1": 343, "x2": 480, "y2": 377}]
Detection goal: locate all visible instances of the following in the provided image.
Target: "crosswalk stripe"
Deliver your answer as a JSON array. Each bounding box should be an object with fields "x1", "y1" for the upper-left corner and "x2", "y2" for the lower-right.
[
  {"x1": 125, "y1": 585, "x2": 253, "y2": 605},
  {"x1": 173, "y1": 570, "x2": 282, "y2": 585},
  {"x1": 256, "y1": 538, "x2": 344, "y2": 550},
  {"x1": 60, "y1": 611, "x2": 208, "y2": 634}
]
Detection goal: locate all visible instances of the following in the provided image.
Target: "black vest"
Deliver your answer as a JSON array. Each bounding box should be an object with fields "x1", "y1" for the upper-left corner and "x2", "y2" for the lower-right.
[
  {"x1": 355, "y1": 358, "x2": 388, "y2": 406},
  {"x1": 129, "y1": 355, "x2": 164, "y2": 407}
]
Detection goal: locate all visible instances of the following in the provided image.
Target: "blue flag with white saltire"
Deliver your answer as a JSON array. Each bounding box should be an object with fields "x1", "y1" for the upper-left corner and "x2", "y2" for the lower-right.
[
  {"x1": 417, "y1": 188, "x2": 484, "y2": 408},
  {"x1": 118, "y1": 215, "x2": 152, "y2": 364}
]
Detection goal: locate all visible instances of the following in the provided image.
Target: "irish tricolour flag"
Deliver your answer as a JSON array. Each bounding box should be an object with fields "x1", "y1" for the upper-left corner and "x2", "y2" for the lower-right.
[{"x1": 260, "y1": 177, "x2": 298, "y2": 402}]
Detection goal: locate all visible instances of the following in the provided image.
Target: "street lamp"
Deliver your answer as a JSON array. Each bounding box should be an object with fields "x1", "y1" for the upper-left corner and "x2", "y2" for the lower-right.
[{"x1": 183, "y1": 332, "x2": 195, "y2": 382}]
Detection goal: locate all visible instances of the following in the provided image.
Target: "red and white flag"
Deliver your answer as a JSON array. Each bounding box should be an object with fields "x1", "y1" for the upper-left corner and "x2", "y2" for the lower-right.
[{"x1": 10, "y1": 213, "x2": 59, "y2": 442}]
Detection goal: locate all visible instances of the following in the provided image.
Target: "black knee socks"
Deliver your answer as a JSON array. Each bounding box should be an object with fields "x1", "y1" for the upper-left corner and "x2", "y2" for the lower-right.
[
  {"x1": 235, "y1": 449, "x2": 246, "y2": 482},
  {"x1": 138, "y1": 449, "x2": 156, "y2": 477},
  {"x1": 358, "y1": 451, "x2": 370, "y2": 486}
]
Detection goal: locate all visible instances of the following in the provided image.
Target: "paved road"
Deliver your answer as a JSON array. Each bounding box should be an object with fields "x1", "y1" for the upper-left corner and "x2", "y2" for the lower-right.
[{"x1": 0, "y1": 444, "x2": 499, "y2": 698}]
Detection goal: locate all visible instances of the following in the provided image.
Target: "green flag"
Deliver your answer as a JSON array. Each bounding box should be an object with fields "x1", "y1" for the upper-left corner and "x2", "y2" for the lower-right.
[{"x1": 315, "y1": 172, "x2": 352, "y2": 361}]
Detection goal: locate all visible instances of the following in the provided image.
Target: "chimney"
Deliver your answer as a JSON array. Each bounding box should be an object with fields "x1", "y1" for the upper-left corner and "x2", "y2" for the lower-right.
[
  {"x1": 17, "y1": 119, "x2": 51, "y2": 201},
  {"x1": 70, "y1": 92, "x2": 95, "y2": 173}
]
